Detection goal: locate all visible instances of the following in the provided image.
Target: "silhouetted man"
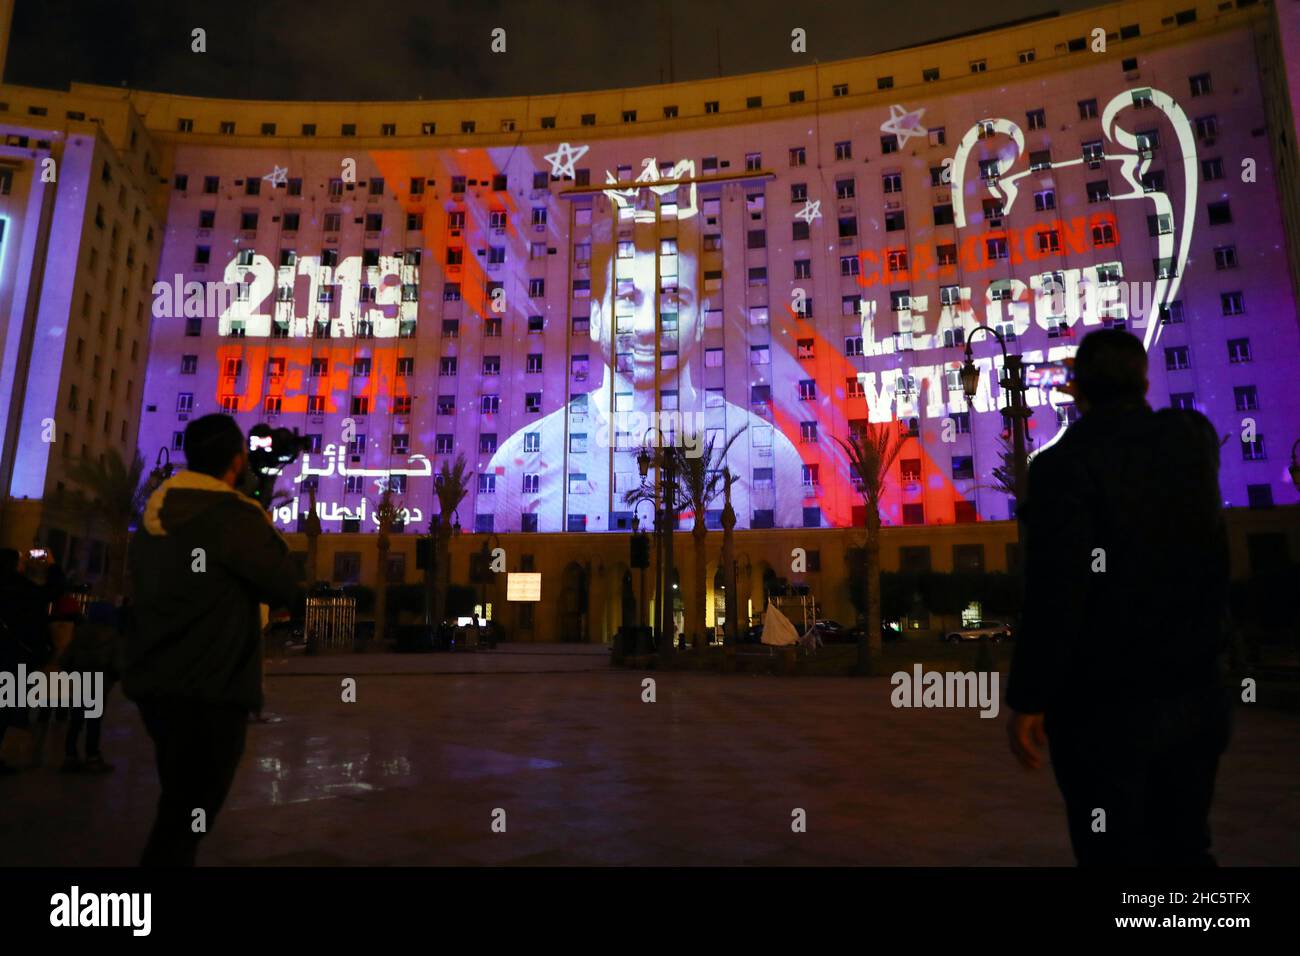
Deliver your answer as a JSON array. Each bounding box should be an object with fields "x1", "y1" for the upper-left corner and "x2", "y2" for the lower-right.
[
  {"x1": 1007, "y1": 329, "x2": 1232, "y2": 865},
  {"x1": 126, "y1": 415, "x2": 299, "y2": 865},
  {"x1": 0, "y1": 549, "x2": 54, "y2": 773}
]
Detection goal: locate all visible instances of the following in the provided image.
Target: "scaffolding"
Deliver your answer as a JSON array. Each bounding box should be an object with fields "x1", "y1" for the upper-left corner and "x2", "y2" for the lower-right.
[{"x1": 768, "y1": 592, "x2": 818, "y2": 634}]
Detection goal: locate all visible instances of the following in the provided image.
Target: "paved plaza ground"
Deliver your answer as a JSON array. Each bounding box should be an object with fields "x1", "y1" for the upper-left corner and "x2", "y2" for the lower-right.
[{"x1": 2, "y1": 646, "x2": 1297, "y2": 866}]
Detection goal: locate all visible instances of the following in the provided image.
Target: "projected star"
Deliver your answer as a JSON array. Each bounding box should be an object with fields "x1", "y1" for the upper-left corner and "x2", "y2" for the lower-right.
[
  {"x1": 880, "y1": 104, "x2": 928, "y2": 147},
  {"x1": 263, "y1": 165, "x2": 289, "y2": 187},
  {"x1": 543, "y1": 142, "x2": 590, "y2": 180},
  {"x1": 793, "y1": 199, "x2": 822, "y2": 224}
]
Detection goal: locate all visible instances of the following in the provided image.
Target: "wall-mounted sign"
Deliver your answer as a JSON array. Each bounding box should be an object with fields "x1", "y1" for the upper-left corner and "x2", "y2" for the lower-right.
[{"x1": 506, "y1": 572, "x2": 542, "y2": 602}]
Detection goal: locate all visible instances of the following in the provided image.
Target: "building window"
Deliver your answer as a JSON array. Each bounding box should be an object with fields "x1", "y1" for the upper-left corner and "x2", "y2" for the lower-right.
[
  {"x1": 1246, "y1": 485, "x2": 1274, "y2": 509},
  {"x1": 953, "y1": 544, "x2": 985, "y2": 572},
  {"x1": 1207, "y1": 201, "x2": 1232, "y2": 225},
  {"x1": 1227, "y1": 338, "x2": 1252, "y2": 364}
]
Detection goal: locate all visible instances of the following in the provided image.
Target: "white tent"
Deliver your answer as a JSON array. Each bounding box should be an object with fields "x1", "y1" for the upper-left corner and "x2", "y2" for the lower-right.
[{"x1": 761, "y1": 603, "x2": 800, "y2": 646}]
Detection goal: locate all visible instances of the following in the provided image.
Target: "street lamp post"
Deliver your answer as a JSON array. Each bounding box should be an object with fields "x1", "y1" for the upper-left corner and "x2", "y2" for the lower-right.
[
  {"x1": 144, "y1": 447, "x2": 175, "y2": 499},
  {"x1": 961, "y1": 324, "x2": 1032, "y2": 513},
  {"x1": 631, "y1": 511, "x2": 650, "y2": 631}
]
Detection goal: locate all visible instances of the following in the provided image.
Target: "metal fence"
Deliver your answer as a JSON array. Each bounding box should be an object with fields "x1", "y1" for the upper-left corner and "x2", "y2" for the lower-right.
[{"x1": 304, "y1": 592, "x2": 356, "y2": 654}]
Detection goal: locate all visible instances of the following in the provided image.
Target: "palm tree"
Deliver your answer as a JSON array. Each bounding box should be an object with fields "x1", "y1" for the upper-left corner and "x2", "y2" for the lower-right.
[
  {"x1": 985, "y1": 434, "x2": 1034, "y2": 514},
  {"x1": 430, "y1": 455, "x2": 470, "y2": 634},
  {"x1": 57, "y1": 449, "x2": 148, "y2": 598},
  {"x1": 675, "y1": 429, "x2": 745, "y2": 650},
  {"x1": 303, "y1": 485, "x2": 323, "y2": 586},
  {"x1": 372, "y1": 485, "x2": 402, "y2": 649},
  {"x1": 836, "y1": 424, "x2": 905, "y2": 675},
  {"x1": 625, "y1": 429, "x2": 744, "y2": 651}
]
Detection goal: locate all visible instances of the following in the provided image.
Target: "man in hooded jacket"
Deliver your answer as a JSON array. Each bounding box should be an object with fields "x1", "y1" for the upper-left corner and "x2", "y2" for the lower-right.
[{"x1": 126, "y1": 414, "x2": 300, "y2": 866}]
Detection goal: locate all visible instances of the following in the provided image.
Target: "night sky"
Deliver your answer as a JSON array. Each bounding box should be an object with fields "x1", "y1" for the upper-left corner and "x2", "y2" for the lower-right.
[{"x1": 7, "y1": 0, "x2": 1104, "y2": 101}]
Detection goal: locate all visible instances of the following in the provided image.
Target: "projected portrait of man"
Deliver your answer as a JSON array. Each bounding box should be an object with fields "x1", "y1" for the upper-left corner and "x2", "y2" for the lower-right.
[{"x1": 485, "y1": 160, "x2": 803, "y2": 532}]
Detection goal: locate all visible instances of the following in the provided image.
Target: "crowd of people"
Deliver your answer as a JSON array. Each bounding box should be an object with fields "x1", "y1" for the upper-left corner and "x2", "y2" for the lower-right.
[{"x1": 0, "y1": 549, "x2": 125, "y2": 774}]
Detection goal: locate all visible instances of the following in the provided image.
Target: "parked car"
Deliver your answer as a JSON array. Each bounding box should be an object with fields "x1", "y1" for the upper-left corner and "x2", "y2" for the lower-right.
[
  {"x1": 806, "y1": 620, "x2": 853, "y2": 644},
  {"x1": 943, "y1": 621, "x2": 1012, "y2": 643}
]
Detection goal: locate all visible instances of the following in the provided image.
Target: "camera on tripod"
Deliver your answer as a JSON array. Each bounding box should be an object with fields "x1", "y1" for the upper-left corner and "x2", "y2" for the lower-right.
[{"x1": 244, "y1": 423, "x2": 312, "y2": 508}]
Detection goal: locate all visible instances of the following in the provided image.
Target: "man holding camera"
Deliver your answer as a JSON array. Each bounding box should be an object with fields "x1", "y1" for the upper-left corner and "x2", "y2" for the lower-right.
[{"x1": 125, "y1": 414, "x2": 300, "y2": 866}]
